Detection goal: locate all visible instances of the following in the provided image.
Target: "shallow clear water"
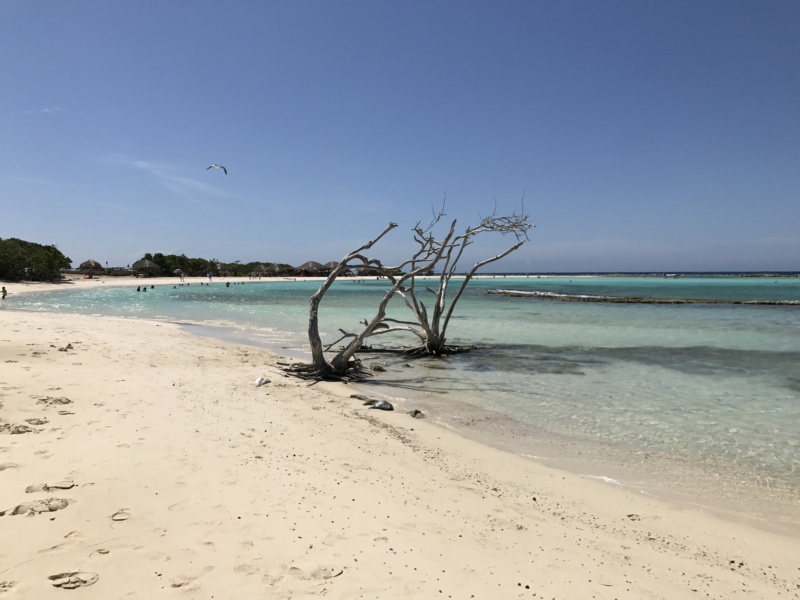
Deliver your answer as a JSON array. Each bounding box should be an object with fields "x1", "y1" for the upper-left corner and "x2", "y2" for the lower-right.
[{"x1": 5, "y1": 276, "x2": 800, "y2": 526}]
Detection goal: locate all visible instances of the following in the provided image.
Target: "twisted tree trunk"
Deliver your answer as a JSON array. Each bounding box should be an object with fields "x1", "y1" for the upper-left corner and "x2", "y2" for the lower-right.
[{"x1": 282, "y1": 202, "x2": 532, "y2": 380}]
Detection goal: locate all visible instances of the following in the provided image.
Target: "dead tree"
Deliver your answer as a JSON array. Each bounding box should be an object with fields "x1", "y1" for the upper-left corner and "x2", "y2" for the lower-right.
[{"x1": 283, "y1": 204, "x2": 532, "y2": 381}]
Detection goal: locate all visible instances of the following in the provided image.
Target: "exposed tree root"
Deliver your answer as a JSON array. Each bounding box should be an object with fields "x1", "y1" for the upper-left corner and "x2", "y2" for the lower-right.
[
  {"x1": 401, "y1": 344, "x2": 475, "y2": 357},
  {"x1": 277, "y1": 359, "x2": 374, "y2": 383},
  {"x1": 278, "y1": 344, "x2": 481, "y2": 383},
  {"x1": 279, "y1": 345, "x2": 480, "y2": 383}
]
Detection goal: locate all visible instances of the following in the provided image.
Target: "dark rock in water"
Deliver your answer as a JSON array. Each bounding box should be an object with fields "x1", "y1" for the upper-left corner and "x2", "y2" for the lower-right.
[
  {"x1": 371, "y1": 364, "x2": 386, "y2": 372},
  {"x1": 489, "y1": 289, "x2": 800, "y2": 306},
  {"x1": 368, "y1": 400, "x2": 394, "y2": 411},
  {"x1": 408, "y1": 409, "x2": 425, "y2": 418}
]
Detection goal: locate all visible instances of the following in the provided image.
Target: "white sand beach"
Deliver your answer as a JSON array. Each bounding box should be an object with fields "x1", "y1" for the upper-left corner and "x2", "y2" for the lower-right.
[{"x1": 0, "y1": 278, "x2": 798, "y2": 598}]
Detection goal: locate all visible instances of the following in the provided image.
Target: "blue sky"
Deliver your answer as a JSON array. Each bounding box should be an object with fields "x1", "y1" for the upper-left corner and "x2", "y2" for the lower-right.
[{"x1": 2, "y1": 1, "x2": 798, "y2": 272}]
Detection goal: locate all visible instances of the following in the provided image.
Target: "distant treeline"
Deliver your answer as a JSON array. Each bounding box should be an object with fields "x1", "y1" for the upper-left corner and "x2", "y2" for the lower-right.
[
  {"x1": 0, "y1": 238, "x2": 72, "y2": 282},
  {"x1": 136, "y1": 253, "x2": 292, "y2": 277}
]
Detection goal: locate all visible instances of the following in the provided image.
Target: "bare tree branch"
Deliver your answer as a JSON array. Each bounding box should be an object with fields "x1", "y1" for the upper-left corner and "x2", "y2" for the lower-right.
[{"x1": 283, "y1": 200, "x2": 533, "y2": 381}]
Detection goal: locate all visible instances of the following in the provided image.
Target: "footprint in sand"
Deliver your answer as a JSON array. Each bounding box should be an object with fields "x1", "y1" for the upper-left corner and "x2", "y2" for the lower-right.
[
  {"x1": 0, "y1": 581, "x2": 15, "y2": 592},
  {"x1": 287, "y1": 564, "x2": 344, "y2": 581},
  {"x1": 170, "y1": 566, "x2": 213, "y2": 590},
  {"x1": 1, "y1": 498, "x2": 72, "y2": 516},
  {"x1": 0, "y1": 423, "x2": 29, "y2": 434},
  {"x1": 169, "y1": 577, "x2": 193, "y2": 589},
  {"x1": 0, "y1": 462, "x2": 19, "y2": 471},
  {"x1": 48, "y1": 571, "x2": 98, "y2": 589},
  {"x1": 9, "y1": 424, "x2": 36, "y2": 435},
  {"x1": 26, "y1": 481, "x2": 75, "y2": 493},
  {"x1": 233, "y1": 557, "x2": 264, "y2": 576},
  {"x1": 263, "y1": 563, "x2": 344, "y2": 586},
  {"x1": 110, "y1": 509, "x2": 131, "y2": 521},
  {"x1": 25, "y1": 417, "x2": 49, "y2": 426},
  {"x1": 37, "y1": 396, "x2": 72, "y2": 406}
]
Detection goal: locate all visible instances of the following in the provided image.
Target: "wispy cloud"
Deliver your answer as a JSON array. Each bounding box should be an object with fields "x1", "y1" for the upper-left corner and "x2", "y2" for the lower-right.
[
  {"x1": 25, "y1": 107, "x2": 63, "y2": 115},
  {"x1": 100, "y1": 154, "x2": 233, "y2": 201}
]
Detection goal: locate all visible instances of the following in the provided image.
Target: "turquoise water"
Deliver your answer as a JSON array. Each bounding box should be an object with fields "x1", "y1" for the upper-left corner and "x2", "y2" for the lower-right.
[{"x1": 5, "y1": 276, "x2": 800, "y2": 526}]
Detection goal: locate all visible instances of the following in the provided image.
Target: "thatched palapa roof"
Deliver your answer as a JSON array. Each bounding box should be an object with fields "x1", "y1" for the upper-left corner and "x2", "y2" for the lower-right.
[
  {"x1": 79, "y1": 259, "x2": 103, "y2": 271},
  {"x1": 132, "y1": 259, "x2": 162, "y2": 275},
  {"x1": 295, "y1": 260, "x2": 324, "y2": 273}
]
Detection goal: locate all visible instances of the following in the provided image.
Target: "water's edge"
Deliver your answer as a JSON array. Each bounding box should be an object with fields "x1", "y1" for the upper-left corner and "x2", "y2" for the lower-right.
[
  {"x1": 182, "y1": 320, "x2": 800, "y2": 536},
  {"x1": 7, "y1": 277, "x2": 799, "y2": 535}
]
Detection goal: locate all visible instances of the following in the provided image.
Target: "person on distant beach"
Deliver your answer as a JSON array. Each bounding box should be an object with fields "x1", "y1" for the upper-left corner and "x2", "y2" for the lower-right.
[
  {"x1": 1, "y1": 286, "x2": 7, "y2": 300},
  {"x1": 136, "y1": 286, "x2": 141, "y2": 292}
]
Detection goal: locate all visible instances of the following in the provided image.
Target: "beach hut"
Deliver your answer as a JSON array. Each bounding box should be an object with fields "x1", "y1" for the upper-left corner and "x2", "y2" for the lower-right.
[
  {"x1": 79, "y1": 259, "x2": 103, "y2": 272},
  {"x1": 250, "y1": 264, "x2": 268, "y2": 278},
  {"x1": 294, "y1": 260, "x2": 324, "y2": 275},
  {"x1": 266, "y1": 263, "x2": 289, "y2": 277},
  {"x1": 132, "y1": 258, "x2": 161, "y2": 277}
]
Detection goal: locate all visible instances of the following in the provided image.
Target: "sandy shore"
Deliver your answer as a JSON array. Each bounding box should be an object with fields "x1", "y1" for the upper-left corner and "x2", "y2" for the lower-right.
[
  {"x1": 1, "y1": 281, "x2": 798, "y2": 598},
  {"x1": 0, "y1": 274, "x2": 321, "y2": 296}
]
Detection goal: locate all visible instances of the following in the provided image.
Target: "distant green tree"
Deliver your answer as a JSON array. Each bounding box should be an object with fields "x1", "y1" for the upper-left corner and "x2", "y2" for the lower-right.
[
  {"x1": 0, "y1": 238, "x2": 72, "y2": 282},
  {"x1": 151, "y1": 252, "x2": 170, "y2": 274},
  {"x1": 134, "y1": 252, "x2": 286, "y2": 278}
]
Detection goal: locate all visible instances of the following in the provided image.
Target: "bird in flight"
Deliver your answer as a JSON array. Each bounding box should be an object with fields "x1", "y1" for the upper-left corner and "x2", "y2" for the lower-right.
[{"x1": 206, "y1": 164, "x2": 228, "y2": 175}]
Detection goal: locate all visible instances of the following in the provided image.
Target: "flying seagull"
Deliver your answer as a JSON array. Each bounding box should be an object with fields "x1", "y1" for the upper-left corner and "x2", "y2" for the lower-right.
[{"x1": 206, "y1": 164, "x2": 228, "y2": 175}]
